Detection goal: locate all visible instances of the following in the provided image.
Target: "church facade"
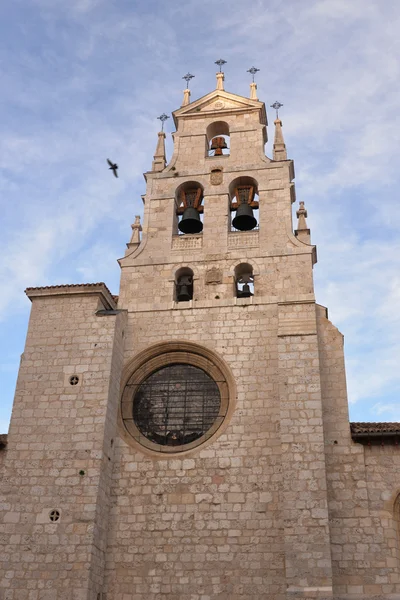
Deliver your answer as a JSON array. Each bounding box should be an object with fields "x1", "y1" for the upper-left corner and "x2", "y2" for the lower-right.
[{"x1": 0, "y1": 72, "x2": 399, "y2": 600}]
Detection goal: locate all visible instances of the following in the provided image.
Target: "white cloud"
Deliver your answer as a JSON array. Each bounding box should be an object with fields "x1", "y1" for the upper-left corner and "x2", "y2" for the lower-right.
[{"x1": 372, "y1": 403, "x2": 400, "y2": 422}]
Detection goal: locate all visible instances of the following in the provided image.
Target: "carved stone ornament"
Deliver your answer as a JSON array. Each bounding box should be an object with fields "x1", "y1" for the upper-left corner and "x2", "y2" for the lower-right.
[
  {"x1": 205, "y1": 267, "x2": 222, "y2": 285},
  {"x1": 210, "y1": 168, "x2": 223, "y2": 186},
  {"x1": 214, "y1": 100, "x2": 224, "y2": 110}
]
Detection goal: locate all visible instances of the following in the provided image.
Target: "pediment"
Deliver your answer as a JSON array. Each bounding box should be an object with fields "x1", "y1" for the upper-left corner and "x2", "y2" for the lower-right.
[{"x1": 173, "y1": 90, "x2": 267, "y2": 124}]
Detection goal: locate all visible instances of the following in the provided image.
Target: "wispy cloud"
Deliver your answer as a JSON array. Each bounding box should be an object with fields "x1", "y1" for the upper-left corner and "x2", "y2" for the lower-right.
[{"x1": 373, "y1": 402, "x2": 400, "y2": 422}]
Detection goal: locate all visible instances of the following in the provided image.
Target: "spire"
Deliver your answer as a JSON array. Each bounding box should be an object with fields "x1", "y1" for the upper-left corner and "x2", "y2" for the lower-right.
[
  {"x1": 295, "y1": 202, "x2": 311, "y2": 243},
  {"x1": 128, "y1": 215, "x2": 142, "y2": 248},
  {"x1": 273, "y1": 118, "x2": 287, "y2": 161},
  {"x1": 182, "y1": 88, "x2": 191, "y2": 107},
  {"x1": 152, "y1": 131, "x2": 166, "y2": 171},
  {"x1": 152, "y1": 113, "x2": 169, "y2": 172}
]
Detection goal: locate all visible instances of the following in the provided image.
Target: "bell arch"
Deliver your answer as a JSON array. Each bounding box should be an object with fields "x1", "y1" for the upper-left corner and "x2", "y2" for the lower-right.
[
  {"x1": 174, "y1": 266, "x2": 194, "y2": 302},
  {"x1": 206, "y1": 121, "x2": 230, "y2": 156},
  {"x1": 234, "y1": 263, "x2": 255, "y2": 298},
  {"x1": 229, "y1": 176, "x2": 259, "y2": 231},
  {"x1": 175, "y1": 181, "x2": 204, "y2": 235}
]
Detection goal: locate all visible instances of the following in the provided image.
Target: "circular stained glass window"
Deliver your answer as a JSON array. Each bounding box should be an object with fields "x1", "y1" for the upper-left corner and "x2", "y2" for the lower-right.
[{"x1": 132, "y1": 364, "x2": 221, "y2": 448}]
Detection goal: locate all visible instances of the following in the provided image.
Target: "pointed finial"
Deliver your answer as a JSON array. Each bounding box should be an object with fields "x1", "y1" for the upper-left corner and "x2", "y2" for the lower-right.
[
  {"x1": 157, "y1": 113, "x2": 170, "y2": 132},
  {"x1": 152, "y1": 123, "x2": 167, "y2": 172},
  {"x1": 247, "y1": 66, "x2": 260, "y2": 82},
  {"x1": 182, "y1": 89, "x2": 190, "y2": 107},
  {"x1": 129, "y1": 215, "x2": 142, "y2": 245},
  {"x1": 182, "y1": 73, "x2": 195, "y2": 88},
  {"x1": 215, "y1": 59, "x2": 227, "y2": 72},
  {"x1": 270, "y1": 101, "x2": 283, "y2": 119},
  {"x1": 215, "y1": 60, "x2": 226, "y2": 90},
  {"x1": 295, "y1": 201, "x2": 311, "y2": 243},
  {"x1": 297, "y1": 201, "x2": 307, "y2": 219},
  {"x1": 181, "y1": 73, "x2": 194, "y2": 107},
  {"x1": 272, "y1": 111, "x2": 287, "y2": 161}
]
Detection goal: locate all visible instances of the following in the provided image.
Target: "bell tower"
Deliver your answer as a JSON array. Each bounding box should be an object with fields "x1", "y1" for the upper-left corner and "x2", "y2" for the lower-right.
[
  {"x1": 112, "y1": 69, "x2": 333, "y2": 599},
  {"x1": 4, "y1": 64, "x2": 400, "y2": 600}
]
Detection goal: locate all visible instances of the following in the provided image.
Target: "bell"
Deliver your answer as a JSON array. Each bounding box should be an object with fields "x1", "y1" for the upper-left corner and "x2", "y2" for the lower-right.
[
  {"x1": 178, "y1": 207, "x2": 203, "y2": 234},
  {"x1": 177, "y1": 284, "x2": 191, "y2": 302},
  {"x1": 177, "y1": 275, "x2": 193, "y2": 302},
  {"x1": 232, "y1": 203, "x2": 257, "y2": 231},
  {"x1": 210, "y1": 136, "x2": 228, "y2": 156},
  {"x1": 237, "y1": 283, "x2": 252, "y2": 298}
]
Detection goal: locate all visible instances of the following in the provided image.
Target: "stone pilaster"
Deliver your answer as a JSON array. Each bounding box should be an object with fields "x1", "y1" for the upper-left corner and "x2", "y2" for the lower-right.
[{"x1": 278, "y1": 301, "x2": 333, "y2": 599}]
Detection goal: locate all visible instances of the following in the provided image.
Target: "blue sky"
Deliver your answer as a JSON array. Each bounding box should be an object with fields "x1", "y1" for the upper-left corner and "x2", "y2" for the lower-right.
[{"x1": 1, "y1": 0, "x2": 400, "y2": 431}]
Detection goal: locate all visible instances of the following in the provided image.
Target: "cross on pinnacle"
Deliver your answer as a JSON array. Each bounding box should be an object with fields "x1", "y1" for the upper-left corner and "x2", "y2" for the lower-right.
[
  {"x1": 270, "y1": 101, "x2": 283, "y2": 119},
  {"x1": 182, "y1": 73, "x2": 195, "y2": 87},
  {"x1": 157, "y1": 113, "x2": 170, "y2": 131},
  {"x1": 215, "y1": 59, "x2": 227, "y2": 72},
  {"x1": 247, "y1": 66, "x2": 260, "y2": 82}
]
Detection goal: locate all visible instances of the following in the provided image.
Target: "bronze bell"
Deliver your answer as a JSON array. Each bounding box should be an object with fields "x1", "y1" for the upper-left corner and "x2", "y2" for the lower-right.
[
  {"x1": 237, "y1": 282, "x2": 252, "y2": 298},
  {"x1": 210, "y1": 136, "x2": 228, "y2": 156},
  {"x1": 232, "y1": 203, "x2": 257, "y2": 231},
  {"x1": 178, "y1": 207, "x2": 203, "y2": 234},
  {"x1": 177, "y1": 275, "x2": 193, "y2": 302}
]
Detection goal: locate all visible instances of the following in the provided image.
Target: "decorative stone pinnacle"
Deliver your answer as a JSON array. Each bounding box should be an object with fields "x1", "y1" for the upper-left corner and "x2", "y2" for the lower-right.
[
  {"x1": 295, "y1": 202, "x2": 310, "y2": 242},
  {"x1": 182, "y1": 88, "x2": 191, "y2": 107},
  {"x1": 216, "y1": 72, "x2": 225, "y2": 91},
  {"x1": 130, "y1": 215, "x2": 142, "y2": 245},
  {"x1": 250, "y1": 82, "x2": 258, "y2": 100},
  {"x1": 296, "y1": 201, "x2": 307, "y2": 219},
  {"x1": 132, "y1": 215, "x2": 142, "y2": 229},
  {"x1": 152, "y1": 131, "x2": 166, "y2": 172},
  {"x1": 273, "y1": 117, "x2": 287, "y2": 161}
]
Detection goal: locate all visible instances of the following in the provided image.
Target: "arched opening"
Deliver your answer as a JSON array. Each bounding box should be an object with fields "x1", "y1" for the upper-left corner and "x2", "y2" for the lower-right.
[
  {"x1": 175, "y1": 181, "x2": 204, "y2": 235},
  {"x1": 229, "y1": 176, "x2": 259, "y2": 231},
  {"x1": 206, "y1": 121, "x2": 230, "y2": 157},
  {"x1": 175, "y1": 267, "x2": 194, "y2": 302},
  {"x1": 234, "y1": 263, "x2": 254, "y2": 298}
]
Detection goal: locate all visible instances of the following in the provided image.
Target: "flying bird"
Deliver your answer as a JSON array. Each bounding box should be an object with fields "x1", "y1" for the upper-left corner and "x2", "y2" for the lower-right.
[{"x1": 107, "y1": 159, "x2": 118, "y2": 178}]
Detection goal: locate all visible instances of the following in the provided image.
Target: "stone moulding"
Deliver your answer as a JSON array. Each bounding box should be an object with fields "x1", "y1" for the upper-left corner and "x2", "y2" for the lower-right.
[
  {"x1": 172, "y1": 234, "x2": 203, "y2": 250},
  {"x1": 228, "y1": 230, "x2": 259, "y2": 248}
]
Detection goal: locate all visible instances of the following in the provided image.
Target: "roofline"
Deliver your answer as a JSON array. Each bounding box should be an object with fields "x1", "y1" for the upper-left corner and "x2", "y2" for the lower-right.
[
  {"x1": 172, "y1": 89, "x2": 267, "y2": 128},
  {"x1": 25, "y1": 283, "x2": 117, "y2": 310}
]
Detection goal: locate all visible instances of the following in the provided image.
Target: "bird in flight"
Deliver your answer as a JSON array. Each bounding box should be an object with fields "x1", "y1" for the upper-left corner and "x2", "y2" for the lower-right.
[{"x1": 107, "y1": 159, "x2": 118, "y2": 178}]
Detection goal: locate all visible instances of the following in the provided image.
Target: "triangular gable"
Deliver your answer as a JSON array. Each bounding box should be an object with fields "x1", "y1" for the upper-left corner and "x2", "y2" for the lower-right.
[{"x1": 173, "y1": 89, "x2": 267, "y2": 126}]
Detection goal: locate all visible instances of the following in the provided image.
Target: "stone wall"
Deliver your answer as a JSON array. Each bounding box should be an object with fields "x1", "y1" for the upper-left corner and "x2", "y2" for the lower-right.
[{"x1": 0, "y1": 285, "x2": 126, "y2": 600}]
